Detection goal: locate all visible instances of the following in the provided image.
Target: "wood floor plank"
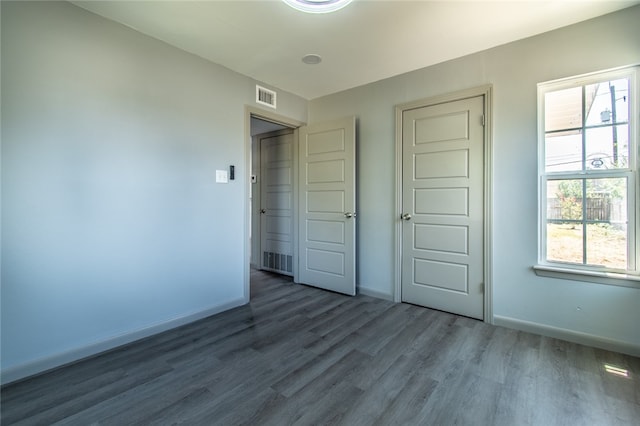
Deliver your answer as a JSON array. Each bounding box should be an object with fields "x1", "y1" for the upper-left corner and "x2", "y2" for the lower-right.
[
  {"x1": 338, "y1": 352, "x2": 435, "y2": 426},
  {"x1": 303, "y1": 299, "x2": 393, "y2": 355},
  {"x1": 9, "y1": 362, "x2": 174, "y2": 426},
  {"x1": 350, "y1": 307, "x2": 436, "y2": 390},
  {"x1": 2, "y1": 269, "x2": 638, "y2": 426},
  {"x1": 130, "y1": 387, "x2": 215, "y2": 426},
  {"x1": 371, "y1": 363, "x2": 440, "y2": 426},
  {"x1": 214, "y1": 387, "x2": 286, "y2": 426},
  {"x1": 260, "y1": 349, "x2": 372, "y2": 425}
]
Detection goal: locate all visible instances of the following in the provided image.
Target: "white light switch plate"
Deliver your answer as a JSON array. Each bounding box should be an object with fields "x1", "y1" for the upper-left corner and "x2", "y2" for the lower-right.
[{"x1": 216, "y1": 170, "x2": 228, "y2": 183}]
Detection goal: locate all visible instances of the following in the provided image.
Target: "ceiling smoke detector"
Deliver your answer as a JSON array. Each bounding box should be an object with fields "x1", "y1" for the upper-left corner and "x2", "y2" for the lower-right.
[
  {"x1": 302, "y1": 54, "x2": 322, "y2": 65},
  {"x1": 282, "y1": 0, "x2": 353, "y2": 14}
]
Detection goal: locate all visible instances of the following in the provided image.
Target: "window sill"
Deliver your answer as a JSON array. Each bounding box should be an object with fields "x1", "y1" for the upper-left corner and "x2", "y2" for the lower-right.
[{"x1": 533, "y1": 265, "x2": 640, "y2": 289}]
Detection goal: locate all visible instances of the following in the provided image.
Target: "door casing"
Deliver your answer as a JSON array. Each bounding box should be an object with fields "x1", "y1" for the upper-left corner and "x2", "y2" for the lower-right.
[{"x1": 394, "y1": 86, "x2": 494, "y2": 323}]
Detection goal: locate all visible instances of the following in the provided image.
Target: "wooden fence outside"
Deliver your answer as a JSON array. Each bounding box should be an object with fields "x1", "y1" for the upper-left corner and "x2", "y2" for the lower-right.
[{"x1": 547, "y1": 197, "x2": 625, "y2": 222}]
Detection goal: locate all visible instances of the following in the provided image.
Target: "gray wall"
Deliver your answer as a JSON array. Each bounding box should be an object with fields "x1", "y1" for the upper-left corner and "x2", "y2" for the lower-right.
[
  {"x1": 309, "y1": 6, "x2": 640, "y2": 352},
  {"x1": 0, "y1": 1, "x2": 307, "y2": 382}
]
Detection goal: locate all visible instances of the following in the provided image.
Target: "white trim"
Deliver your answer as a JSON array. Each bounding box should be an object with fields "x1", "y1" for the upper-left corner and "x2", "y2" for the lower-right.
[
  {"x1": 483, "y1": 87, "x2": 494, "y2": 324},
  {"x1": 533, "y1": 264, "x2": 640, "y2": 288},
  {"x1": 250, "y1": 134, "x2": 260, "y2": 270},
  {"x1": 394, "y1": 106, "x2": 403, "y2": 304},
  {"x1": 0, "y1": 298, "x2": 246, "y2": 385},
  {"x1": 394, "y1": 85, "x2": 494, "y2": 323},
  {"x1": 494, "y1": 314, "x2": 640, "y2": 357},
  {"x1": 537, "y1": 64, "x2": 639, "y2": 92},
  {"x1": 292, "y1": 128, "x2": 300, "y2": 281}
]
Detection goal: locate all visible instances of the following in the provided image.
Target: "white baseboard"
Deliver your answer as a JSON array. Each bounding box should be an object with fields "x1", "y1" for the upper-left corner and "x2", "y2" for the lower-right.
[
  {"x1": 358, "y1": 286, "x2": 394, "y2": 301},
  {"x1": 493, "y1": 315, "x2": 640, "y2": 357},
  {"x1": 1, "y1": 297, "x2": 246, "y2": 386}
]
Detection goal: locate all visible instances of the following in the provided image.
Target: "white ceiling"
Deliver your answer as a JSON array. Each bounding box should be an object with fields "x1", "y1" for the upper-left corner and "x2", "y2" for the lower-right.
[{"x1": 72, "y1": 0, "x2": 639, "y2": 100}]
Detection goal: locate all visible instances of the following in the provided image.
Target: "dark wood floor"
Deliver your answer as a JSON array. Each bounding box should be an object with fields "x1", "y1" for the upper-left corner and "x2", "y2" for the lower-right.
[{"x1": 2, "y1": 269, "x2": 639, "y2": 425}]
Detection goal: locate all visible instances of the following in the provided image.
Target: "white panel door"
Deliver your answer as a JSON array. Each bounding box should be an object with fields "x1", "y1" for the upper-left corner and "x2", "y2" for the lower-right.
[
  {"x1": 298, "y1": 117, "x2": 356, "y2": 296},
  {"x1": 260, "y1": 132, "x2": 294, "y2": 276},
  {"x1": 401, "y1": 96, "x2": 484, "y2": 319}
]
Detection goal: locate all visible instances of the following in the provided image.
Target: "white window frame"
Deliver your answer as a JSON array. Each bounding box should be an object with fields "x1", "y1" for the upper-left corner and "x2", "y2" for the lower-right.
[{"x1": 535, "y1": 65, "x2": 640, "y2": 288}]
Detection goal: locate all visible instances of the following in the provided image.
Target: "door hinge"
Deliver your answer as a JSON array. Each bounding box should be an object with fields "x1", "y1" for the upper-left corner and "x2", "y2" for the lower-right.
[{"x1": 481, "y1": 115, "x2": 485, "y2": 126}]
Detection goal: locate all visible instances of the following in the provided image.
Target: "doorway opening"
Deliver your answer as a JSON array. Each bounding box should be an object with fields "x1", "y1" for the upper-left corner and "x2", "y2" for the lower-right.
[
  {"x1": 245, "y1": 108, "x2": 359, "y2": 301},
  {"x1": 245, "y1": 107, "x2": 305, "y2": 302},
  {"x1": 252, "y1": 125, "x2": 295, "y2": 276}
]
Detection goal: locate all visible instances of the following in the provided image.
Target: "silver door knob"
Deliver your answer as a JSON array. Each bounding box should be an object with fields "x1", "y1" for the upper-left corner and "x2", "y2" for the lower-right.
[
  {"x1": 260, "y1": 209, "x2": 266, "y2": 214},
  {"x1": 344, "y1": 212, "x2": 356, "y2": 219},
  {"x1": 401, "y1": 213, "x2": 412, "y2": 221}
]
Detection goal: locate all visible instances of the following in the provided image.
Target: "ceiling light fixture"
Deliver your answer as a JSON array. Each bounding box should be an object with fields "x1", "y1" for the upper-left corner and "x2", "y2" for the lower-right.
[{"x1": 282, "y1": 0, "x2": 353, "y2": 14}]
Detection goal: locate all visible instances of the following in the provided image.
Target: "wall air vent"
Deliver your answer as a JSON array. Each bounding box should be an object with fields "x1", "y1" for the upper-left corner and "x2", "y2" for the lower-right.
[
  {"x1": 263, "y1": 251, "x2": 293, "y2": 275},
  {"x1": 256, "y1": 85, "x2": 277, "y2": 109}
]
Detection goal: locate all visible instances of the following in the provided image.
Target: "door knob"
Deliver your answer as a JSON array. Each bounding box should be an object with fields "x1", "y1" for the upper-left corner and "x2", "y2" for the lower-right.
[
  {"x1": 344, "y1": 212, "x2": 356, "y2": 219},
  {"x1": 260, "y1": 209, "x2": 266, "y2": 214},
  {"x1": 401, "y1": 213, "x2": 412, "y2": 221}
]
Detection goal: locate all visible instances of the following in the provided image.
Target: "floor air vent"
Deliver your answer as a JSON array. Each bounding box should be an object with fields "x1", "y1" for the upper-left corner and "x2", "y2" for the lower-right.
[
  {"x1": 263, "y1": 251, "x2": 292, "y2": 274},
  {"x1": 256, "y1": 85, "x2": 277, "y2": 108}
]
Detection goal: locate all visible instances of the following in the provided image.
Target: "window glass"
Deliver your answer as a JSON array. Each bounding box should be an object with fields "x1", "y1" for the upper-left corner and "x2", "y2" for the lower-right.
[
  {"x1": 547, "y1": 179, "x2": 583, "y2": 223},
  {"x1": 585, "y1": 125, "x2": 629, "y2": 169},
  {"x1": 545, "y1": 131, "x2": 582, "y2": 173},
  {"x1": 584, "y1": 79, "x2": 629, "y2": 127},
  {"x1": 586, "y1": 223, "x2": 627, "y2": 269},
  {"x1": 545, "y1": 177, "x2": 628, "y2": 269},
  {"x1": 546, "y1": 222, "x2": 583, "y2": 264},
  {"x1": 544, "y1": 87, "x2": 582, "y2": 132}
]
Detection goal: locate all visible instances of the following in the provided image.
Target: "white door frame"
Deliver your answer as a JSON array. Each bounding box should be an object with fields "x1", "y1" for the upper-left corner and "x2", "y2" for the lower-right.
[
  {"x1": 244, "y1": 106, "x2": 305, "y2": 303},
  {"x1": 393, "y1": 85, "x2": 494, "y2": 323}
]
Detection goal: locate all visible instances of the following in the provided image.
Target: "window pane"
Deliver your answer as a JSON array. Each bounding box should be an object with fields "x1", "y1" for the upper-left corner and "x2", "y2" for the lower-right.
[
  {"x1": 613, "y1": 79, "x2": 630, "y2": 124},
  {"x1": 545, "y1": 87, "x2": 582, "y2": 132},
  {"x1": 546, "y1": 177, "x2": 628, "y2": 267},
  {"x1": 545, "y1": 131, "x2": 582, "y2": 172},
  {"x1": 585, "y1": 125, "x2": 629, "y2": 169},
  {"x1": 547, "y1": 179, "x2": 585, "y2": 264},
  {"x1": 585, "y1": 177, "x2": 627, "y2": 222},
  {"x1": 586, "y1": 223, "x2": 627, "y2": 269},
  {"x1": 547, "y1": 223, "x2": 583, "y2": 264},
  {"x1": 585, "y1": 78, "x2": 629, "y2": 127},
  {"x1": 547, "y1": 180, "x2": 584, "y2": 222}
]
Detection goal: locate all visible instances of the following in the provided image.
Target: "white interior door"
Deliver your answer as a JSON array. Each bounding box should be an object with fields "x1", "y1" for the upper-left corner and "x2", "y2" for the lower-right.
[
  {"x1": 298, "y1": 117, "x2": 356, "y2": 296},
  {"x1": 260, "y1": 131, "x2": 294, "y2": 275},
  {"x1": 401, "y1": 96, "x2": 484, "y2": 319}
]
